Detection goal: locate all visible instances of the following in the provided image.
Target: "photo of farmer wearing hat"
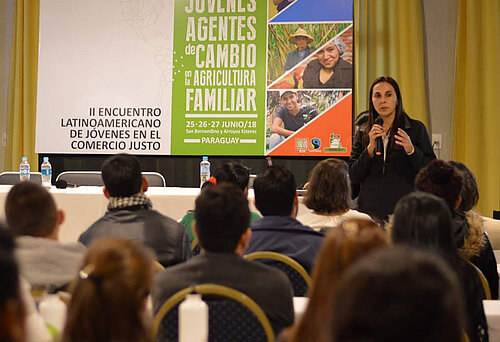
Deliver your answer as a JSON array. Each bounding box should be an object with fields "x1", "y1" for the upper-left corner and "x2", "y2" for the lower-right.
[
  {"x1": 268, "y1": 90, "x2": 318, "y2": 149},
  {"x1": 284, "y1": 28, "x2": 315, "y2": 71}
]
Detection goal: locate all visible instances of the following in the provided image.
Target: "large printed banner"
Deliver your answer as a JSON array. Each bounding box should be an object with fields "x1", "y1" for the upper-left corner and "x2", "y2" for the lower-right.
[{"x1": 36, "y1": 0, "x2": 353, "y2": 156}]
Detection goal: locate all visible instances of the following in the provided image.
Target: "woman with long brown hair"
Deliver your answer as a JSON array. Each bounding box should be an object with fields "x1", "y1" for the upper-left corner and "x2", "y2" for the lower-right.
[
  {"x1": 61, "y1": 238, "x2": 155, "y2": 342},
  {"x1": 286, "y1": 219, "x2": 389, "y2": 342},
  {"x1": 349, "y1": 76, "x2": 435, "y2": 221},
  {"x1": 298, "y1": 158, "x2": 371, "y2": 230}
]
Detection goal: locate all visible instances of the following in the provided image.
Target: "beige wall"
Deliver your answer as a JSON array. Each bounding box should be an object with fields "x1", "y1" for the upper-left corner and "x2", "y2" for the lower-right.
[
  {"x1": 0, "y1": 0, "x2": 15, "y2": 170},
  {"x1": 422, "y1": 0, "x2": 458, "y2": 161}
]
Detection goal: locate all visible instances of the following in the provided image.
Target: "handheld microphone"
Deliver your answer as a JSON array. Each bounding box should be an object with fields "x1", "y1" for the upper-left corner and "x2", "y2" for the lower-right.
[{"x1": 374, "y1": 117, "x2": 383, "y2": 156}]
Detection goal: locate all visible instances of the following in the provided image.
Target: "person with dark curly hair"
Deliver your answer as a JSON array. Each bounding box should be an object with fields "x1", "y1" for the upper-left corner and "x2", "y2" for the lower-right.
[
  {"x1": 415, "y1": 159, "x2": 498, "y2": 299},
  {"x1": 448, "y1": 161, "x2": 500, "y2": 249}
]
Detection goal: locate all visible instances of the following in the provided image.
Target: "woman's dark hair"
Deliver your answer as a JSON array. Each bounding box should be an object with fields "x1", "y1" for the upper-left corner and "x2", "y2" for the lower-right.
[
  {"x1": 0, "y1": 224, "x2": 24, "y2": 342},
  {"x1": 448, "y1": 161, "x2": 479, "y2": 212},
  {"x1": 415, "y1": 159, "x2": 464, "y2": 209},
  {"x1": 61, "y1": 238, "x2": 154, "y2": 342},
  {"x1": 304, "y1": 158, "x2": 352, "y2": 214},
  {"x1": 391, "y1": 192, "x2": 457, "y2": 255},
  {"x1": 330, "y1": 247, "x2": 464, "y2": 342},
  {"x1": 289, "y1": 219, "x2": 389, "y2": 342},
  {"x1": 363, "y1": 76, "x2": 405, "y2": 147}
]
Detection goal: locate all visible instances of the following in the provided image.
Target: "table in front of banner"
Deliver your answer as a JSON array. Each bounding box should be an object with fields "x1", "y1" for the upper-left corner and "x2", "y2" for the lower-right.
[{"x1": 0, "y1": 185, "x2": 310, "y2": 244}]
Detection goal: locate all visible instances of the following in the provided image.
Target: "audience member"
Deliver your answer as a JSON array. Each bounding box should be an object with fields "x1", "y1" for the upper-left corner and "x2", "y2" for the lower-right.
[
  {"x1": 153, "y1": 184, "x2": 294, "y2": 335},
  {"x1": 390, "y1": 191, "x2": 488, "y2": 342},
  {"x1": 245, "y1": 165, "x2": 323, "y2": 273},
  {"x1": 0, "y1": 226, "x2": 24, "y2": 342},
  {"x1": 181, "y1": 162, "x2": 260, "y2": 250},
  {"x1": 330, "y1": 247, "x2": 465, "y2": 342},
  {"x1": 61, "y1": 238, "x2": 154, "y2": 342},
  {"x1": 0, "y1": 224, "x2": 52, "y2": 342},
  {"x1": 415, "y1": 159, "x2": 498, "y2": 299},
  {"x1": 298, "y1": 158, "x2": 371, "y2": 230},
  {"x1": 78, "y1": 154, "x2": 190, "y2": 267},
  {"x1": 286, "y1": 219, "x2": 388, "y2": 342},
  {"x1": 449, "y1": 161, "x2": 500, "y2": 250},
  {"x1": 5, "y1": 182, "x2": 86, "y2": 291}
]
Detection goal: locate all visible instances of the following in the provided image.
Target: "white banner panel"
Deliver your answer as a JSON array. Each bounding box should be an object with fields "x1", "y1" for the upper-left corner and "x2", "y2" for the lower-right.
[{"x1": 36, "y1": 0, "x2": 174, "y2": 154}]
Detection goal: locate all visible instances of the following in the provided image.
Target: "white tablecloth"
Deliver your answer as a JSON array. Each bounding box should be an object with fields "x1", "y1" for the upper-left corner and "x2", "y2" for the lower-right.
[
  {"x1": 0, "y1": 185, "x2": 309, "y2": 243},
  {"x1": 484, "y1": 300, "x2": 500, "y2": 341}
]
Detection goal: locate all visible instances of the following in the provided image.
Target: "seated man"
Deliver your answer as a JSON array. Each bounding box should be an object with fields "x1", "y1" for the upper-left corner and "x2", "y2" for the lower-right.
[
  {"x1": 152, "y1": 184, "x2": 294, "y2": 335},
  {"x1": 78, "y1": 154, "x2": 190, "y2": 267},
  {"x1": 269, "y1": 90, "x2": 318, "y2": 149},
  {"x1": 180, "y1": 161, "x2": 260, "y2": 248},
  {"x1": 5, "y1": 182, "x2": 86, "y2": 291},
  {"x1": 245, "y1": 165, "x2": 324, "y2": 273}
]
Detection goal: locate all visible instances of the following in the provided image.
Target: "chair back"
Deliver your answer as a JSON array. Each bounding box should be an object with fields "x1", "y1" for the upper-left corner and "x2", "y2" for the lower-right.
[
  {"x1": 0, "y1": 172, "x2": 42, "y2": 185},
  {"x1": 55, "y1": 171, "x2": 166, "y2": 187},
  {"x1": 143, "y1": 172, "x2": 166, "y2": 187},
  {"x1": 152, "y1": 284, "x2": 274, "y2": 342},
  {"x1": 245, "y1": 251, "x2": 312, "y2": 297},
  {"x1": 56, "y1": 171, "x2": 102, "y2": 186},
  {"x1": 466, "y1": 260, "x2": 491, "y2": 299}
]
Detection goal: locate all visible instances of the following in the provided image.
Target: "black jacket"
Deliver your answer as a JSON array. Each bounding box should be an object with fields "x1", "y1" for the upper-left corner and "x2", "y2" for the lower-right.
[
  {"x1": 79, "y1": 206, "x2": 191, "y2": 267},
  {"x1": 349, "y1": 113, "x2": 436, "y2": 221}
]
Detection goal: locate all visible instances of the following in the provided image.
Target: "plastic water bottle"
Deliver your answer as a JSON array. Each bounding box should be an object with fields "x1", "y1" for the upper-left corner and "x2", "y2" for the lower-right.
[
  {"x1": 200, "y1": 156, "x2": 210, "y2": 187},
  {"x1": 19, "y1": 157, "x2": 30, "y2": 182},
  {"x1": 179, "y1": 294, "x2": 208, "y2": 342},
  {"x1": 41, "y1": 157, "x2": 52, "y2": 188}
]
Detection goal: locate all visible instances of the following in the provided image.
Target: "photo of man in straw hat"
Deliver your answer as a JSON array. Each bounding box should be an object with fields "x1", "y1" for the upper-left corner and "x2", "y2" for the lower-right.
[{"x1": 284, "y1": 28, "x2": 315, "y2": 71}]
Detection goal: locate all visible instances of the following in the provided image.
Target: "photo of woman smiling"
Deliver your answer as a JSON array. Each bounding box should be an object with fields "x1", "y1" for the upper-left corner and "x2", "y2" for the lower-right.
[{"x1": 302, "y1": 36, "x2": 353, "y2": 88}]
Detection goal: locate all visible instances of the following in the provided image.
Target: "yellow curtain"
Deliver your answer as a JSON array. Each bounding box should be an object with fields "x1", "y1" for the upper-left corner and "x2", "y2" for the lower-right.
[
  {"x1": 453, "y1": 0, "x2": 500, "y2": 217},
  {"x1": 6, "y1": 0, "x2": 39, "y2": 172},
  {"x1": 355, "y1": 0, "x2": 428, "y2": 126}
]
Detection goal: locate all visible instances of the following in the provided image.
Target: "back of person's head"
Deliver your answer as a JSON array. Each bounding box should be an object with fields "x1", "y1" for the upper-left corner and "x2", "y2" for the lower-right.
[
  {"x1": 195, "y1": 184, "x2": 250, "y2": 253},
  {"x1": 330, "y1": 247, "x2": 464, "y2": 342},
  {"x1": 391, "y1": 192, "x2": 456, "y2": 254},
  {"x1": 5, "y1": 182, "x2": 58, "y2": 237},
  {"x1": 253, "y1": 165, "x2": 296, "y2": 216},
  {"x1": 212, "y1": 162, "x2": 250, "y2": 191},
  {"x1": 448, "y1": 161, "x2": 479, "y2": 212},
  {"x1": 415, "y1": 159, "x2": 464, "y2": 209},
  {"x1": 62, "y1": 238, "x2": 154, "y2": 342},
  {"x1": 290, "y1": 219, "x2": 388, "y2": 342},
  {"x1": 101, "y1": 154, "x2": 143, "y2": 197},
  {"x1": 304, "y1": 158, "x2": 352, "y2": 214},
  {"x1": 0, "y1": 225, "x2": 24, "y2": 342}
]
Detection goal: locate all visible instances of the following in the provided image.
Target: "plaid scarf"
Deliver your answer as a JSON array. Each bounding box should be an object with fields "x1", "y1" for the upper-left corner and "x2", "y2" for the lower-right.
[{"x1": 108, "y1": 193, "x2": 152, "y2": 211}]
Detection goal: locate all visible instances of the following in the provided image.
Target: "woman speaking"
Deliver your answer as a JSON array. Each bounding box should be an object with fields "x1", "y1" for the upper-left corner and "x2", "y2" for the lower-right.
[{"x1": 349, "y1": 76, "x2": 435, "y2": 221}]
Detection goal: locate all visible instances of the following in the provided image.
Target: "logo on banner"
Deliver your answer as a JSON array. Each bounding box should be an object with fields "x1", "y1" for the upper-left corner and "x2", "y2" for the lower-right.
[
  {"x1": 323, "y1": 133, "x2": 348, "y2": 152},
  {"x1": 295, "y1": 138, "x2": 309, "y2": 152},
  {"x1": 310, "y1": 138, "x2": 321, "y2": 150}
]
